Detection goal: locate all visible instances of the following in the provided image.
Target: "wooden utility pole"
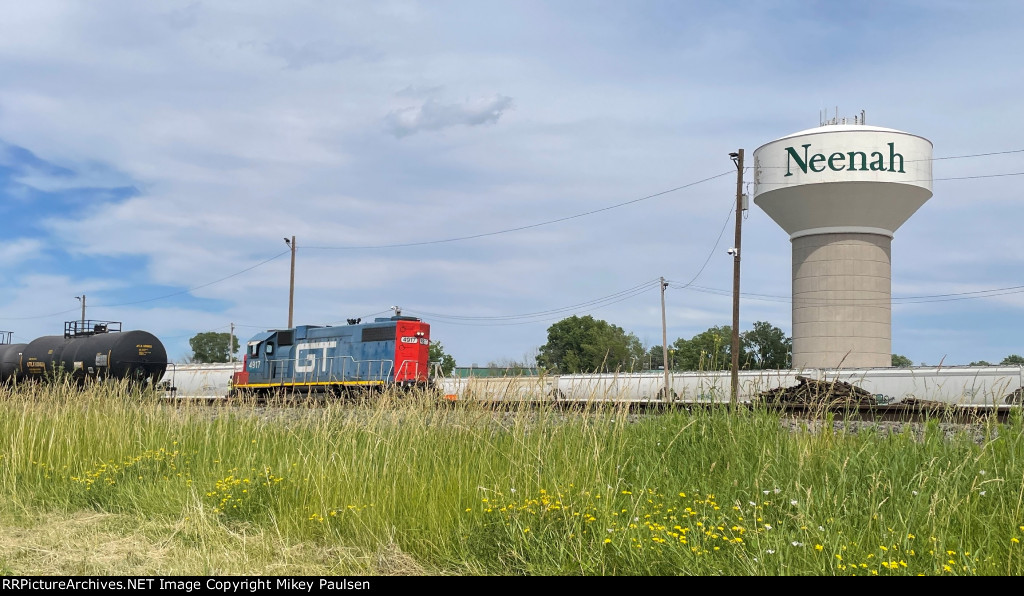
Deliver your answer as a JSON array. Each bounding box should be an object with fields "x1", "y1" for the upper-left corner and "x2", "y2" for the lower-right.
[
  {"x1": 660, "y1": 277, "x2": 670, "y2": 400},
  {"x1": 228, "y1": 322, "x2": 235, "y2": 364},
  {"x1": 729, "y1": 150, "x2": 744, "y2": 408},
  {"x1": 285, "y1": 236, "x2": 296, "y2": 328}
]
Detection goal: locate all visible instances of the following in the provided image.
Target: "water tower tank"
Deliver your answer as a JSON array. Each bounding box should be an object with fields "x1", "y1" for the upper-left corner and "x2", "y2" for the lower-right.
[{"x1": 752, "y1": 123, "x2": 932, "y2": 369}]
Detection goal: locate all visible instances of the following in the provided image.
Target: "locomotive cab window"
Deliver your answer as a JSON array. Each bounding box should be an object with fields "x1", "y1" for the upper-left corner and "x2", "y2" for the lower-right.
[
  {"x1": 265, "y1": 343, "x2": 274, "y2": 355},
  {"x1": 249, "y1": 343, "x2": 260, "y2": 357}
]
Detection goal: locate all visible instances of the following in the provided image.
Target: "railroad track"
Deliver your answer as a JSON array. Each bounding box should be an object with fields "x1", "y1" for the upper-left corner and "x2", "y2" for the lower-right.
[{"x1": 160, "y1": 392, "x2": 1019, "y2": 424}]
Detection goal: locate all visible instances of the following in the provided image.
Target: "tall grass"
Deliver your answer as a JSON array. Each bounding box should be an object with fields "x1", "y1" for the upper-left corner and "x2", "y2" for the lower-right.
[{"x1": 0, "y1": 381, "x2": 1022, "y2": 575}]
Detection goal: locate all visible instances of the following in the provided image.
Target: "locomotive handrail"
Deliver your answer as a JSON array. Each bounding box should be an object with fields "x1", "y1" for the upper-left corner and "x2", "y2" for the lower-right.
[
  {"x1": 0, "y1": 331, "x2": 11, "y2": 345},
  {"x1": 260, "y1": 355, "x2": 395, "y2": 385}
]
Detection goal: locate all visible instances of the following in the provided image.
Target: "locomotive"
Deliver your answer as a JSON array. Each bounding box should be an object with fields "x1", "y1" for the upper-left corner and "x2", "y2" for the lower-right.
[
  {"x1": 229, "y1": 315, "x2": 432, "y2": 396},
  {"x1": 0, "y1": 321, "x2": 168, "y2": 386}
]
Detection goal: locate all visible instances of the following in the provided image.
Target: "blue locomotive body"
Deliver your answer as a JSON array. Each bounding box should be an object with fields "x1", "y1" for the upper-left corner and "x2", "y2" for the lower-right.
[{"x1": 231, "y1": 316, "x2": 431, "y2": 394}]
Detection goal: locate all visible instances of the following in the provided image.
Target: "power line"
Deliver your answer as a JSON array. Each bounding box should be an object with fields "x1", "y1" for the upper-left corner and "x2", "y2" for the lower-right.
[
  {"x1": 95, "y1": 250, "x2": 292, "y2": 308},
  {"x1": 406, "y1": 278, "x2": 661, "y2": 324},
  {"x1": 0, "y1": 250, "x2": 292, "y2": 321},
  {"x1": 670, "y1": 282, "x2": 1024, "y2": 305},
  {"x1": 750, "y1": 171, "x2": 1024, "y2": 189},
  {"x1": 303, "y1": 172, "x2": 734, "y2": 250},
  {"x1": 750, "y1": 147, "x2": 1024, "y2": 169}
]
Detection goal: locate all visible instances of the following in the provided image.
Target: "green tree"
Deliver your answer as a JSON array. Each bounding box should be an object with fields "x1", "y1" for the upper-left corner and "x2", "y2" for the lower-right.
[
  {"x1": 741, "y1": 321, "x2": 792, "y2": 369},
  {"x1": 969, "y1": 360, "x2": 992, "y2": 366},
  {"x1": 643, "y1": 345, "x2": 679, "y2": 371},
  {"x1": 891, "y1": 354, "x2": 913, "y2": 367},
  {"x1": 189, "y1": 332, "x2": 240, "y2": 363},
  {"x1": 429, "y1": 341, "x2": 457, "y2": 376},
  {"x1": 536, "y1": 315, "x2": 644, "y2": 374},
  {"x1": 1000, "y1": 354, "x2": 1024, "y2": 365},
  {"x1": 673, "y1": 325, "x2": 733, "y2": 371}
]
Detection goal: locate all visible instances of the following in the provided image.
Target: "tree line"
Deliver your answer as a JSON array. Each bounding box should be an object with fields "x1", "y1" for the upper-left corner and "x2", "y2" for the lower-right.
[
  {"x1": 186, "y1": 321, "x2": 1022, "y2": 374},
  {"x1": 532, "y1": 315, "x2": 791, "y2": 374}
]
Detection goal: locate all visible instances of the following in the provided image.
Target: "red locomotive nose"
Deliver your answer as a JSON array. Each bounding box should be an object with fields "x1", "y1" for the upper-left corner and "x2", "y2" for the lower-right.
[{"x1": 394, "y1": 320, "x2": 430, "y2": 383}]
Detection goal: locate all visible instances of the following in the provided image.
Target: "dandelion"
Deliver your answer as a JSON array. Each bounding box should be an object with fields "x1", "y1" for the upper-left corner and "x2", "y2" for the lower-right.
[
  {"x1": 815, "y1": 544, "x2": 823, "y2": 551},
  {"x1": 1011, "y1": 538, "x2": 1019, "y2": 544}
]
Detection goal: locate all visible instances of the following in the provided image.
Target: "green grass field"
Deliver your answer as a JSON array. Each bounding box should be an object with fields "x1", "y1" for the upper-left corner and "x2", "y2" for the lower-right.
[{"x1": 1, "y1": 381, "x2": 1022, "y2": 575}]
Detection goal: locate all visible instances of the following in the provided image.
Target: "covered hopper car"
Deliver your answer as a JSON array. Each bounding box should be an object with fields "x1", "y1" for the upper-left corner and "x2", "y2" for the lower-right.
[
  {"x1": 0, "y1": 321, "x2": 168, "y2": 386},
  {"x1": 230, "y1": 315, "x2": 431, "y2": 396}
]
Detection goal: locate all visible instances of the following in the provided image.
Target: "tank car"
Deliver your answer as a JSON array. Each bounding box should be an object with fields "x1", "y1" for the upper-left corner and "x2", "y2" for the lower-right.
[
  {"x1": 0, "y1": 321, "x2": 168, "y2": 386},
  {"x1": 230, "y1": 315, "x2": 431, "y2": 396}
]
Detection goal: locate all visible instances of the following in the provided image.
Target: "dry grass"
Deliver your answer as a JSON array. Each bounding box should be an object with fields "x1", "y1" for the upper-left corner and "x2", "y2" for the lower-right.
[{"x1": 0, "y1": 508, "x2": 421, "y2": 576}]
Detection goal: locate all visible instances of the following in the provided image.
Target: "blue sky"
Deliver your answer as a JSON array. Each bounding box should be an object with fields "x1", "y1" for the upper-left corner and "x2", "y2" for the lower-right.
[{"x1": 0, "y1": 0, "x2": 1022, "y2": 366}]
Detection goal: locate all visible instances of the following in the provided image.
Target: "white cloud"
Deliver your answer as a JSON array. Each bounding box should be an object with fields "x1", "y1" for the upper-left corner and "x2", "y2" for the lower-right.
[{"x1": 385, "y1": 95, "x2": 514, "y2": 138}]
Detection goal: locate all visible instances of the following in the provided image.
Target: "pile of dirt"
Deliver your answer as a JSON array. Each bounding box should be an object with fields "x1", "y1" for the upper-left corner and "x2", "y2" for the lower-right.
[{"x1": 756, "y1": 375, "x2": 877, "y2": 407}]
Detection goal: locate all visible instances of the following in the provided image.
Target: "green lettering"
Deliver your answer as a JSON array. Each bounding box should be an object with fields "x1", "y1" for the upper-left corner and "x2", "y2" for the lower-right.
[
  {"x1": 847, "y1": 151, "x2": 868, "y2": 171},
  {"x1": 809, "y1": 153, "x2": 826, "y2": 172},
  {"x1": 869, "y1": 151, "x2": 885, "y2": 171},
  {"x1": 827, "y1": 152, "x2": 846, "y2": 171},
  {"x1": 888, "y1": 142, "x2": 905, "y2": 173},
  {"x1": 784, "y1": 144, "x2": 811, "y2": 177}
]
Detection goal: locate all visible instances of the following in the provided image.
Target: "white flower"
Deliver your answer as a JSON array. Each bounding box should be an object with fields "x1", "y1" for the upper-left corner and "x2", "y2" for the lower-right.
[
  {"x1": 790, "y1": 500, "x2": 798, "y2": 506},
  {"x1": 979, "y1": 470, "x2": 986, "y2": 475},
  {"x1": 766, "y1": 549, "x2": 775, "y2": 554},
  {"x1": 510, "y1": 488, "x2": 516, "y2": 493},
  {"x1": 792, "y1": 541, "x2": 804, "y2": 547},
  {"x1": 818, "y1": 526, "x2": 825, "y2": 531},
  {"x1": 763, "y1": 490, "x2": 770, "y2": 495},
  {"x1": 774, "y1": 488, "x2": 781, "y2": 494},
  {"x1": 980, "y1": 490, "x2": 986, "y2": 496},
  {"x1": 749, "y1": 501, "x2": 756, "y2": 506},
  {"x1": 765, "y1": 524, "x2": 772, "y2": 530}
]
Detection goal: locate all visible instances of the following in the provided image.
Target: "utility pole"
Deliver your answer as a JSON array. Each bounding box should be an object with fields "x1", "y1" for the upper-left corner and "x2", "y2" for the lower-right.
[
  {"x1": 729, "y1": 150, "x2": 744, "y2": 408},
  {"x1": 229, "y1": 322, "x2": 235, "y2": 364},
  {"x1": 75, "y1": 295, "x2": 86, "y2": 327},
  {"x1": 660, "y1": 277, "x2": 670, "y2": 400},
  {"x1": 285, "y1": 236, "x2": 296, "y2": 328}
]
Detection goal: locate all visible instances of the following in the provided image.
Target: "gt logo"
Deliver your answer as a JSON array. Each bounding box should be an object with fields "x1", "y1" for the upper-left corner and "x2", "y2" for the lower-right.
[{"x1": 295, "y1": 341, "x2": 337, "y2": 373}]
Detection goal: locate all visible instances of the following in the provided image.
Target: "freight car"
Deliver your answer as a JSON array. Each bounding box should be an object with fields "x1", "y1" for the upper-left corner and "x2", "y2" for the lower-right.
[
  {"x1": 0, "y1": 321, "x2": 168, "y2": 386},
  {"x1": 229, "y1": 315, "x2": 432, "y2": 396}
]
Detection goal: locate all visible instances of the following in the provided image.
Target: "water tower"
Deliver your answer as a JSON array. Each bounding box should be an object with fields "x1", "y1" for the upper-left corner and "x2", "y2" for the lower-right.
[{"x1": 752, "y1": 116, "x2": 932, "y2": 369}]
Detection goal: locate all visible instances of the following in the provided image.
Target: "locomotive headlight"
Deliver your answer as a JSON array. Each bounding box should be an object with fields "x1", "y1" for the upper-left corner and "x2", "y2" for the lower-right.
[{"x1": 415, "y1": 331, "x2": 425, "y2": 337}]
